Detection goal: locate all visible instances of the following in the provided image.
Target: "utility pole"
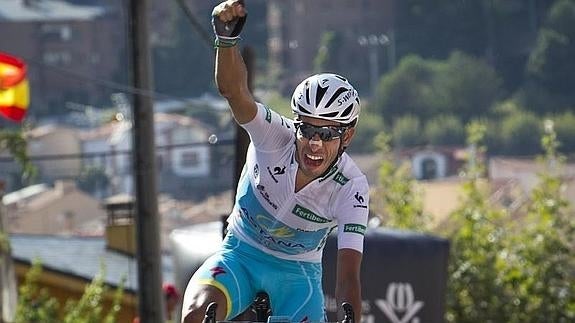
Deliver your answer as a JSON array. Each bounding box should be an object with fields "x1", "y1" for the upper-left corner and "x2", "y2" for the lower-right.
[
  {"x1": 0, "y1": 181, "x2": 17, "y2": 323},
  {"x1": 129, "y1": 0, "x2": 164, "y2": 322}
]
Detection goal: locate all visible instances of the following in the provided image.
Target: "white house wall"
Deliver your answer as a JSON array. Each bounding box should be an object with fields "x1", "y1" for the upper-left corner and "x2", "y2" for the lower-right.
[
  {"x1": 172, "y1": 146, "x2": 210, "y2": 176},
  {"x1": 412, "y1": 151, "x2": 447, "y2": 180}
]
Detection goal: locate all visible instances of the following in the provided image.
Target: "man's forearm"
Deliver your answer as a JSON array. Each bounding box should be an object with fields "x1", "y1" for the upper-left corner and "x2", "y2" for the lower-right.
[
  {"x1": 336, "y1": 281, "x2": 362, "y2": 322},
  {"x1": 215, "y1": 46, "x2": 249, "y2": 100},
  {"x1": 215, "y1": 46, "x2": 255, "y2": 124}
]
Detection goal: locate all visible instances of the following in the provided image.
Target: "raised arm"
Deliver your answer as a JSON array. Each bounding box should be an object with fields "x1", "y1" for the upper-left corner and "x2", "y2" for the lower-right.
[{"x1": 213, "y1": 0, "x2": 257, "y2": 124}]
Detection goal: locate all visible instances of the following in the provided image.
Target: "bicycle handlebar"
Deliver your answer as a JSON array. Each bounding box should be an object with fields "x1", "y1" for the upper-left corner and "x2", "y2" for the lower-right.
[{"x1": 201, "y1": 300, "x2": 355, "y2": 323}]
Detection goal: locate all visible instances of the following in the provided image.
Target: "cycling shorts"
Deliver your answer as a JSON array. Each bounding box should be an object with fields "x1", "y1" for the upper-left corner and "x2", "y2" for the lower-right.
[{"x1": 188, "y1": 233, "x2": 326, "y2": 322}]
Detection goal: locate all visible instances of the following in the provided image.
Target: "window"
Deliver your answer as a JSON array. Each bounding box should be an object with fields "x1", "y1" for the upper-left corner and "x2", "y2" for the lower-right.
[
  {"x1": 41, "y1": 24, "x2": 72, "y2": 41},
  {"x1": 181, "y1": 151, "x2": 199, "y2": 168}
]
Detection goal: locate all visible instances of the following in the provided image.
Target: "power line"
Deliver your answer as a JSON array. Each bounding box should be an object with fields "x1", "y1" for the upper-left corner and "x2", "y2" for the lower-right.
[
  {"x1": 15, "y1": 0, "x2": 217, "y2": 105},
  {"x1": 25, "y1": 57, "x2": 191, "y2": 103},
  {"x1": 173, "y1": 0, "x2": 213, "y2": 49},
  {"x1": 0, "y1": 139, "x2": 234, "y2": 163}
]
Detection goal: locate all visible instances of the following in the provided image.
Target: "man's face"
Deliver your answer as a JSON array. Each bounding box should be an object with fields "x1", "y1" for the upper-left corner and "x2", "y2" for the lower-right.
[{"x1": 295, "y1": 116, "x2": 355, "y2": 180}]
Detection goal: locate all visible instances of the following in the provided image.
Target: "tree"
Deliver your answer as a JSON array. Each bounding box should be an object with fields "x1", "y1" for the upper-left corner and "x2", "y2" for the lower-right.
[
  {"x1": 500, "y1": 111, "x2": 542, "y2": 156},
  {"x1": 524, "y1": 0, "x2": 575, "y2": 113},
  {"x1": 444, "y1": 121, "x2": 511, "y2": 322},
  {"x1": 424, "y1": 114, "x2": 465, "y2": 146},
  {"x1": 391, "y1": 115, "x2": 423, "y2": 148},
  {"x1": 553, "y1": 111, "x2": 575, "y2": 153},
  {"x1": 0, "y1": 129, "x2": 35, "y2": 181},
  {"x1": 374, "y1": 55, "x2": 438, "y2": 123},
  {"x1": 1, "y1": 128, "x2": 35, "y2": 322},
  {"x1": 435, "y1": 51, "x2": 503, "y2": 122},
  {"x1": 15, "y1": 260, "x2": 59, "y2": 323},
  {"x1": 15, "y1": 260, "x2": 125, "y2": 323},
  {"x1": 372, "y1": 133, "x2": 429, "y2": 231},
  {"x1": 499, "y1": 120, "x2": 575, "y2": 322},
  {"x1": 346, "y1": 109, "x2": 385, "y2": 154},
  {"x1": 374, "y1": 52, "x2": 502, "y2": 125},
  {"x1": 313, "y1": 31, "x2": 339, "y2": 73},
  {"x1": 444, "y1": 119, "x2": 575, "y2": 321}
]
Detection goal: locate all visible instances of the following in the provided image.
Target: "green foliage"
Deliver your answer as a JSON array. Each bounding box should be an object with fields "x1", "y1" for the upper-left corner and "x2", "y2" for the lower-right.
[
  {"x1": 500, "y1": 111, "x2": 542, "y2": 155},
  {"x1": 0, "y1": 129, "x2": 36, "y2": 181},
  {"x1": 525, "y1": 0, "x2": 575, "y2": 112},
  {"x1": 373, "y1": 133, "x2": 429, "y2": 231},
  {"x1": 444, "y1": 120, "x2": 575, "y2": 322},
  {"x1": 445, "y1": 122, "x2": 512, "y2": 322},
  {"x1": 261, "y1": 90, "x2": 292, "y2": 117},
  {"x1": 77, "y1": 166, "x2": 110, "y2": 194},
  {"x1": 15, "y1": 260, "x2": 124, "y2": 323},
  {"x1": 552, "y1": 111, "x2": 575, "y2": 153},
  {"x1": 435, "y1": 52, "x2": 503, "y2": 122},
  {"x1": 63, "y1": 265, "x2": 125, "y2": 323},
  {"x1": 500, "y1": 120, "x2": 575, "y2": 322},
  {"x1": 375, "y1": 52, "x2": 502, "y2": 124},
  {"x1": 15, "y1": 259, "x2": 60, "y2": 323},
  {"x1": 424, "y1": 114, "x2": 465, "y2": 146},
  {"x1": 391, "y1": 115, "x2": 423, "y2": 148},
  {"x1": 347, "y1": 109, "x2": 384, "y2": 154},
  {"x1": 527, "y1": 29, "x2": 574, "y2": 93},
  {"x1": 313, "y1": 31, "x2": 338, "y2": 73},
  {"x1": 394, "y1": 0, "x2": 487, "y2": 59},
  {"x1": 375, "y1": 55, "x2": 438, "y2": 122}
]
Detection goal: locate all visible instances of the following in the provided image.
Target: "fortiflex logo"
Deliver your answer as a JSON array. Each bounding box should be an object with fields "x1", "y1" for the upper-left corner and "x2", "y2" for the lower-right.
[{"x1": 376, "y1": 282, "x2": 424, "y2": 323}]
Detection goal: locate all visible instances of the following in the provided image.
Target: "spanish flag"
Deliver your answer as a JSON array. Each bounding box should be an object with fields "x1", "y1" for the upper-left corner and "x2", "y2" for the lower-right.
[{"x1": 0, "y1": 52, "x2": 29, "y2": 122}]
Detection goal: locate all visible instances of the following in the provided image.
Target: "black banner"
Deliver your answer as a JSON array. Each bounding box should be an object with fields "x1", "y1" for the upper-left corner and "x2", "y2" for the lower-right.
[
  {"x1": 171, "y1": 222, "x2": 449, "y2": 323},
  {"x1": 322, "y1": 227, "x2": 449, "y2": 323}
]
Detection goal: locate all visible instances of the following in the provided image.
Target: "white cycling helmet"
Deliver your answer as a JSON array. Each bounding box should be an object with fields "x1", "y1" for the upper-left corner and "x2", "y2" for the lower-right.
[{"x1": 291, "y1": 73, "x2": 361, "y2": 125}]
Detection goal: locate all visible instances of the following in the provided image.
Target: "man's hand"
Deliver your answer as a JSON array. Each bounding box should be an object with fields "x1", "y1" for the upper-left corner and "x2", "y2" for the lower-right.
[{"x1": 212, "y1": 0, "x2": 247, "y2": 39}]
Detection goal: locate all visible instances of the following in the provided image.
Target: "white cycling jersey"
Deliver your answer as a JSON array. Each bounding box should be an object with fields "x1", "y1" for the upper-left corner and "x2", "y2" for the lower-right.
[{"x1": 227, "y1": 103, "x2": 369, "y2": 263}]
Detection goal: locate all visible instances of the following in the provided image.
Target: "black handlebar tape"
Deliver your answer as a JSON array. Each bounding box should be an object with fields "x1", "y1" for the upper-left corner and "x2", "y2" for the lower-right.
[
  {"x1": 202, "y1": 302, "x2": 218, "y2": 323},
  {"x1": 342, "y1": 302, "x2": 355, "y2": 323}
]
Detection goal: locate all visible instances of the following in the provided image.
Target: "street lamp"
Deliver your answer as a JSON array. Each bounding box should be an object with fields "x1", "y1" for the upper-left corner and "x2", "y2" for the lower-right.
[{"x1": 358, "y1": 34, "x2": 389, "y2": 96}]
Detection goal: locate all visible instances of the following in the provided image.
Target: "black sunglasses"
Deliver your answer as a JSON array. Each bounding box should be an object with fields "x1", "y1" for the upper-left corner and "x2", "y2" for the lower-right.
[{"x1": 295, "y1": 122, "x2": 347, "y2": 141}]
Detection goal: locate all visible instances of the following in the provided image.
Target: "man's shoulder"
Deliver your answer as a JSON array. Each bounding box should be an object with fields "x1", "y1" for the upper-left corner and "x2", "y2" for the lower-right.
[
  {"x1": 339, "y1": 154, "x2": 368, "y2": 180},
  {"x1": 320, "y1": 154, "x2": 368, "y2": 189}
]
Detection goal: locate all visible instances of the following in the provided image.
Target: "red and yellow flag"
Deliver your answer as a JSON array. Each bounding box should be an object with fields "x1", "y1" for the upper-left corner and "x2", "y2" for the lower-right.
[{"x1": 0, "y1": 52, "x2": 29, "y2": 122}]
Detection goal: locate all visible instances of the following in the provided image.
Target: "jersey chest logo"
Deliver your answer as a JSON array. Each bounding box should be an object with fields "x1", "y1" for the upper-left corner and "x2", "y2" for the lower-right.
[
  {"x1": 267, "y1": 165, "x2": 286, "y2": 183},
  {"x1": 292, "y1": 204, "x2": 330, "y2": 223}
]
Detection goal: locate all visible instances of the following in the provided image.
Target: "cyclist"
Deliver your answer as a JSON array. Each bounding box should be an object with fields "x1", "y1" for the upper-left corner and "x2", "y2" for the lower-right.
[{"x1": 181, "y1": 1, "x2": 369, "y2": 322}]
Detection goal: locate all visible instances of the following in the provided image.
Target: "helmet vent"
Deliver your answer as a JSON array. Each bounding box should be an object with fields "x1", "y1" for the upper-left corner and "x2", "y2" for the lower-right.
[
  {"x1": 325, "y1": 87, "x2": 348, "y2": 108},
  {"x1": 315, "y1": 84, "x2": 328, "y2": 107},
  {"x1": 321, "y1": 112, "x2": 339, "y2": 118},
  {"x1": 342, "y1": 104, "x2": 354, "y2": 117},
  {"x1": 297, "y1": 104, "x2": 311, "y2": 115}
]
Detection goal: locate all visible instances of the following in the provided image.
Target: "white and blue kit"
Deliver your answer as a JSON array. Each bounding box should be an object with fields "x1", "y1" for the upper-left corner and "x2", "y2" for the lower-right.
[{"x1": 190, "y1": 103, "x2": 369, "y2": 321}]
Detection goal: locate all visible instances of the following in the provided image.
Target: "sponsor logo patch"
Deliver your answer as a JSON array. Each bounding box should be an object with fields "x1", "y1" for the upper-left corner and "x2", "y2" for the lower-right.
[
  {"x1": 256, "y1": 184, "x2": 278, "y2": 210},
  {"x1": 267, "y1": 165, "x2": 286, "y2": 183},
  {"x1": 292, "y1": 204, "x2": 330, "y2": 223},
  {"x1": 264, "y1": 107, "x2": 272, "y2": 123},
  {"x1": 333, "y1": 172, "x2": 349, "y2": 185},
  {"x1": 354, "y1": 192, "x2": 367, "y2": 208},
  {"x1": 210, "y1": 266, "x2": 226, "y2": 278},
  {"x1": 344, "y1": 223, "x2": 366, "y2": 235}
]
